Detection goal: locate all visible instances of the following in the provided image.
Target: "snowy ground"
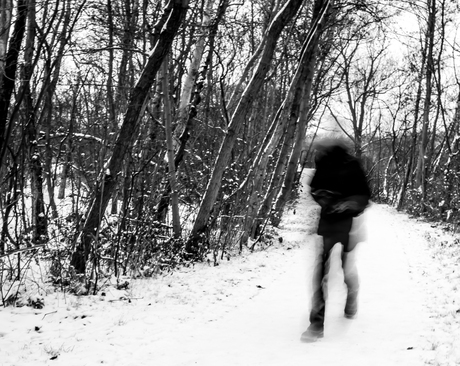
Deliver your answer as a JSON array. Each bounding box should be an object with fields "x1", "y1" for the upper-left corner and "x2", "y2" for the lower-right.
[{"x1": 1, "y1": 170, "x2": 460, "y2": 366}]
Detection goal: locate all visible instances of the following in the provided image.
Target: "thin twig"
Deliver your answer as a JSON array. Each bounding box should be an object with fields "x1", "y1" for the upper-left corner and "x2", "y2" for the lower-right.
[
  {"x1": 108, "y1": 297, "x2": 143, "y2": 303},
  {"x1": 42, "y1": 311, "x2": 57, "y2": 320}
]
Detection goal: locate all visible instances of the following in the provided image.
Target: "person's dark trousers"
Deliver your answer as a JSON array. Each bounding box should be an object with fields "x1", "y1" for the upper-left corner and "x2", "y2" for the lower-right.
[{"x1": 309, "y1": 231, "x2": 359, "y2": 331}]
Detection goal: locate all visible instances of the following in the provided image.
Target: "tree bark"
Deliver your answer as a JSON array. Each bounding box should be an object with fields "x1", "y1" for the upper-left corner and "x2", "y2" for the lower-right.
[
  {"x1": 176, "y1": 0, "x2": 216, "y2": 126},
  {"x1": 58, "y1": 81, "x2": 81, "y2": 199},
  {"x1": 23, "y1": 0, "x2": 47, "y2": 244},
  {"x1": 163, "y1": 56, "x2": 181, "y2": 238},
  {"x1": 415, "y1": 0, "x2": 436, "y2": 205},
  {"x1": 0, "y1": 0, "x2": 27, "y2": 166},
  {"x1": 396, "y1": 61, "x2": 426, "y2": 210},
  {"x1": 0, "y1": 0, "x2": 12, "y2": 85}
]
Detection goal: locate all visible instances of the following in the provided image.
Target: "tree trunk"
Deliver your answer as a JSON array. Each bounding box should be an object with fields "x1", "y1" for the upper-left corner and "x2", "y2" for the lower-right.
[
  {"x1": 396, "y1": 8, "x2": 430, "y2": 210},
  {"x1": 58, "y1": 82, "x2": 80, "y2": 199},
  {"x1": 23, "y1": 0, "x2": 47, "y2": 244},
  {"x1": 271, "y1": 94, "x2": 311, "y2": 226},
  {"x1": 163, "y1": 57, "x2": 181, "y2": 238},
  {"x1": 396, "y1": 98, "x2": 424, "y2": 210},
  {"x1": 0, "y1": 0, "x2": 27, "y2": 166},
  {"x1": 116, "y1": 0, "x2": 139, "y2": 119},
  {"x1": 415, "y1": 0, "x2": 435, "y2": 204},
  {"x1": 0, "y1": 0, "x2": 12, "y2": 84},
  {"x1": 176, "y1": 0, "x2": 216, "y2": 126},
  {"x1": 155, "y1": 0, "x2": 228, "y2": 221},
  {"x1": 0, "y1": 160, "x2": 20, "y2": 255}
]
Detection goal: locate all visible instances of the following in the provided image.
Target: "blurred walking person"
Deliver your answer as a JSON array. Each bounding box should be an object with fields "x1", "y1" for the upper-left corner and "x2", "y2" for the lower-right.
[{"x1": 301, "y1": 137, "x2": 371, "y2": 343}]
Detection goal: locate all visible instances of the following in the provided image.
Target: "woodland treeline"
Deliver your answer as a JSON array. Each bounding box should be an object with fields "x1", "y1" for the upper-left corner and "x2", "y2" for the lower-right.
[{"x1": 0, "y1": 0, "x2": 459, "y2": 294}]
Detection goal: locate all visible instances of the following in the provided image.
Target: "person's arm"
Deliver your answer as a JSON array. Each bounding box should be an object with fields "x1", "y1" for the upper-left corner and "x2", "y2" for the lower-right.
[
  {"x1": 332, "y1": 195, "x2": 368, "y2": 215},
  {"x1": 311, "y1": 189, "x2": 336, "y2": 209}
]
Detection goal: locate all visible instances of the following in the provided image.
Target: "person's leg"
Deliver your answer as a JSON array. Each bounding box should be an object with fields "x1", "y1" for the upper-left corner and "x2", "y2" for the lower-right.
[
  {"x1": 302, "y1": 236, "x2": 336, "y2": 342},
  {"x1": 341, "y1": 233, "x2": 359, "y2": 318}
]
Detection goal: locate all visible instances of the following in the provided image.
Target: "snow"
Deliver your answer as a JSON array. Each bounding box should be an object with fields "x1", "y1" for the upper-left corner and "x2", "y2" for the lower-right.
[{"x1": 1, "y1": 170, "x2": 460, "y2": 365}]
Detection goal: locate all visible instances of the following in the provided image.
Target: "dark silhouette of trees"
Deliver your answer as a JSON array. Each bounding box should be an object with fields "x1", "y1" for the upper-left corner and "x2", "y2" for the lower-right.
[{"x1": 1, "y1": 0, "x2": 459, "y2": 294}]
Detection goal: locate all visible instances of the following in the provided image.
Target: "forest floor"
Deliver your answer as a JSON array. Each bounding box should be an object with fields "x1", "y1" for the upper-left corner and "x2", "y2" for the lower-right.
[{"x1": 1, "y1": 170, "x2": 460, "y2": 366}]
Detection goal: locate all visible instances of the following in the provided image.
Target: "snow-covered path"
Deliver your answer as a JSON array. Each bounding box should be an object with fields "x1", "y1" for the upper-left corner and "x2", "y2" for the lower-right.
[
  {"x1": 156, "y1": 186, "x2": 427, "y2": 365},
  {"x1": 159, "y1": 182, "x2": 428, "y2": 366},
  {"x1": 156, "y1": 215, "x2": 426, "y2": 366},
  {"x1": 1, "y1": 171, "x2": 459, "y2": 365}
]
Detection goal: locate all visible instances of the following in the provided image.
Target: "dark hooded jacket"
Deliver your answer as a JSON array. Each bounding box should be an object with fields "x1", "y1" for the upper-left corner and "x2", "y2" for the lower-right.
[{"x1": 310, "y1": 145, "x2": 371, "y2": 236}]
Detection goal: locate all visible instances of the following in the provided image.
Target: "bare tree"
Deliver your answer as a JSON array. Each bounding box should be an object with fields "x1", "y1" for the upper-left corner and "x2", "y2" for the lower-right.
[
  {"x1": 187, "y1": 0, "x2": 305, "y2": 252},
  {"x1": 71, "y1": 0, "x2": 189, "y2": 274},
  {"x1": 261, "y1": 0, "x2": 333, "y2": 230},
  {"x1": 155, "y1": 0, "x2": 229, "y2": 222}
]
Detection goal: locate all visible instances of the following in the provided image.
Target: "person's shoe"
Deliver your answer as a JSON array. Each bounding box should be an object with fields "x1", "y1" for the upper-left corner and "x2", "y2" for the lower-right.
[
  {"x1": 344, "y1": 310, "x2": 356, "y2": 319},
  {"x1": 300, "y1": 326, "x2": 324, "y2": 343},
  {"x1": 344, "y1": 292, "x2": 358, "y2": 319}
]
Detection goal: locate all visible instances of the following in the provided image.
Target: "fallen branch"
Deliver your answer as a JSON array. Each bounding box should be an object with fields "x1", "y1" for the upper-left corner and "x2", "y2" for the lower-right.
[{"x1": 0, "y1": 244, "x2": 45, "y2": 259}]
